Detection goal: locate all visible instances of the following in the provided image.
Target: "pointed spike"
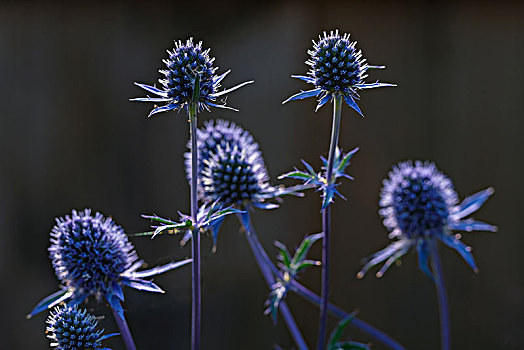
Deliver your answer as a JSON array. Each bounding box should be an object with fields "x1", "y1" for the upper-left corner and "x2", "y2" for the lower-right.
[
  {"x1": 343, "y1": 94, "x2": 364, "y2": 117},
  {"x1": 282, "y1": 88, "x2": 322, "y2": 104}
]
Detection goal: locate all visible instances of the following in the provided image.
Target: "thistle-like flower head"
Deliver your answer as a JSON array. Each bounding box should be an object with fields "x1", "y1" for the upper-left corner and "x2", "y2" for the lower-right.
[
  {"x1": 29, "y1": 209, "x2": 191, "y2": 319},
  {"x1": 132, "y1": 38, "x2": 253, "y2": 117},
  {"x1": 46, "y1": 305, "x2": 116, "y2": 350},
  {"x1": 283, "y1": 29, "x2": 395, "y2": 115},
  {"x1": 358, "y1": 161, "x2": 497, "y2": 279},
  {"x1": 49, "y1": 209, "x2": 137, "y2": 299},
  {"x1": 186, "y1": 120, "x2": 300, "y2": 209}
]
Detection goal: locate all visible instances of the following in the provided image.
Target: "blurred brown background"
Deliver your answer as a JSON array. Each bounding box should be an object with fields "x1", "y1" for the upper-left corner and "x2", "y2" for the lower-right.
[{"x1": 1, "y1": 0, "x2": 523, "y2": 349}]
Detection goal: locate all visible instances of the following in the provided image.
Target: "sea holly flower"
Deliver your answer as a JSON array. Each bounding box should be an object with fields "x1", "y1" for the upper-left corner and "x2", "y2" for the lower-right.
[
  {"x1": 131, "y1": 38, "x2": 253, "y2": 117},
  {"x1": 28, "y1": 209, "x2": 191, "y2": 319},
  {"x1": 358, "y1": 161, "x2": 497, "y2": 279},
  {"x1": 46, "y1": 305, "x2": 117, "y2": 350},
  {"x1": 266, "y1": 233, "x2": 323, "y2": 322},
  {"x1": 283, "y1": 29, "x2": 395, "y2": 115},
  {"x1": 186, "y1": 119, "x2": 306, "y2": 210},
  {"x1": 280, "y1": 147, "x2": 358, "y2": 209}
]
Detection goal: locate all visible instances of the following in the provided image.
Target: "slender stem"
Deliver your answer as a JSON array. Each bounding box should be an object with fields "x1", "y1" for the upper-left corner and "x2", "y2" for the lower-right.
[
  {"x1": 243, "y1": 215, "x2": 406, "y2": 350},
  {"x1": 189, "y1": 103, "x2": 201, "y2": 350},
  {"x1": 241, "y1": 214, "x2": 308, "y2": 350},
  {"x1": 430, "y1": 242, "x2": 451, "y2": 350},
  {"x1": 317, "y1": 95, "x2": 343, "y2": 350},
  {"x1": 289, "y1": 281, "x2": 406, "y2": 350},
  {"x1": 111, "y1": 308, "x2": 137, "y2": 350}
]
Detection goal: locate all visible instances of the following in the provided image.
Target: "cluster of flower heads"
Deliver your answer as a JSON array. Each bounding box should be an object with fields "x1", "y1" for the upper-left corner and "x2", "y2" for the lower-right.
[
  {"x1": 358, "y1": 161, "x2": 497, "y2": 279},
  {"x1": 283, "y1": 30, "x2": 395, "y2": 114},
  {"x1": 29, "y1": 209, "x2": 191, "y2": 320},
  {"x1": 46, "y1": 305, "x2": 116, "y2": 350},
  {"x1": 186, "y1": 120, "x2": 303, "y2": 210},
  {"x1": 132, "y1": 38, "x2": 252, "y2": 116}
]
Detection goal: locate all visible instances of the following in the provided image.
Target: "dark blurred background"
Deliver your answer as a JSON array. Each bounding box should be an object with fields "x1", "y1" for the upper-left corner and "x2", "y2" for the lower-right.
[{"x1": 1, "y1": 0, "x2": 523, "y2": 349}]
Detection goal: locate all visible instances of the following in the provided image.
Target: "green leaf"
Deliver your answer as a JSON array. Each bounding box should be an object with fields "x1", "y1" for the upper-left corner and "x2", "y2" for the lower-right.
[
  {"x1": 296, "y1": 259, "x2": 321, "y2": 273},
  {"x1": 278, "y1": 171, "x2": 315, "y2": 181},
  {"x1": 336, "y1": 147, "x2": 358, "y2": 174},
  {"x1": 292, "y1": 232, "x2": 324, "y2": 267},
  {"x1": 141, "y1": 214, "x2": 177, "y2": 225},
  {"x1": 274, "y1": 241, "x2": 292, "y2": 268},
  {"x1": 328, "y1": 311, "x2": 358, "y2": 349}
]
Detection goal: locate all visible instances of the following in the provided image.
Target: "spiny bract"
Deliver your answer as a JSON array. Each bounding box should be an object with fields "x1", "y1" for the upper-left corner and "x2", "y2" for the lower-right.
[{"x1": 358, "y1": 161, "x2": 497, "y2": 279}]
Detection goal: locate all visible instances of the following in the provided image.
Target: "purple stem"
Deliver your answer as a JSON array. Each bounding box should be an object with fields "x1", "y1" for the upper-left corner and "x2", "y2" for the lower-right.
[
  {"x1": 189, "y1": 103, "x2": 201, "y2": 350},
  {"x1": 317, "y1": 95, "x2": 342, "y2": 350},
  {"x1": 289, "y1": 281, "x2": 406, "y2": 350},
  {"x1": 241, "y1": 214, "x2": 308, "y2": 350},
  {"x1": 243, "y1": 215, "x2": 406, "y2": 350},
  {"x1": 430, "y1": 242, "x2": 451, "y2": 350},
  {"x1": 111, "y1": 307, "x2": 137, "y2": 350}
]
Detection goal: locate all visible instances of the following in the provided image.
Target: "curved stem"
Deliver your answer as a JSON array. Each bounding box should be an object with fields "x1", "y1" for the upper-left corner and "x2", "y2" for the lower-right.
[
  {"x1": 189, "y1": 103, "x2": 201, "y2": 350},
  {"x1": 241, "y1": 214, "x2": 308, "y2": 350},
  {"x1": 111, "y1": 307, "x2": 137, "y2": 350},
  {"x1": 243, "y1": 214, "x2": 406, "y2": 350},
  {"x1": 289, "y1": 281, "x2": 406, "y2": 350},
  {"x1": 317, "y1": 95, "x2": 343, "y2": 350},
  {"x1": 430, "y1": 242, "x2": 451, "y2": 350}
]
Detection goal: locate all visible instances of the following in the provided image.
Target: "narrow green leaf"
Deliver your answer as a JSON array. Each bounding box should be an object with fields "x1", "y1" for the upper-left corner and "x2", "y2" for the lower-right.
[
  {"x1": 279, "y1": 171, "x2": 315, "y2": 181},
  {"x1": 336, "y1": 147, "x2": 359, "y2": 174},
  {"x1": 141, "y1": 214, "x2": 177, "y2": 225},
  {"x1": 328, "y1": 311, "x2": 358, "y2": 348},
  {"x1": 296, "y1": 259, "x2": 321, "y2": 273},
  {"x1": 292, "y1": 232, "x2": 324, "y2": 266},
  {"x1": 274, "y1": 241, "x2": 292, "y2": 268}
]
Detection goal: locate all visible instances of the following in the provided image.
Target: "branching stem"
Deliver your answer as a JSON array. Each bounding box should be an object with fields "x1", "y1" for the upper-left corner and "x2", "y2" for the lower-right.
[
  {"x1": 242, "y1": 214, "x2": 407, "y2": 350},
  {"x1": 241, "y1": 214, "x2": 308, "y2": 350}
]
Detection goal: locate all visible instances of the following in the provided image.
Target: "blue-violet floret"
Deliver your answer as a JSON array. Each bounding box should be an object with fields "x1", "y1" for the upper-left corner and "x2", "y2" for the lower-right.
[
  {"x1": 358, "y1": 161, "x2": 497, "y2": 279},
  {"x1": 283, "y1": 29, "x2": 395, "y2": 115}
]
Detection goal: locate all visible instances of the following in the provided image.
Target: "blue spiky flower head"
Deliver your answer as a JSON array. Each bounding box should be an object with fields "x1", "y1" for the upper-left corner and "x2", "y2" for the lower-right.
[
  {"x1": 283, "y1": 29, "x2": 395, "y2": 115},
  {"x1": 46, "y1": 305, "x2": 116, "y2": 350},
  {"x1": 186, "y1": 120, "x2": 273, "y2": 208},
  {"x1": 29, "y1": 209, "x2": 191, "y2": 319},
  {"x1": 132, "y1": 38, "x2": 253, "y2": 117},
  {"x1": 358, "y1": 161, "x2": 497, "y2": 279},
  {"x1": 49, "y1": 209, "x2": 137, "y2": 300}
]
